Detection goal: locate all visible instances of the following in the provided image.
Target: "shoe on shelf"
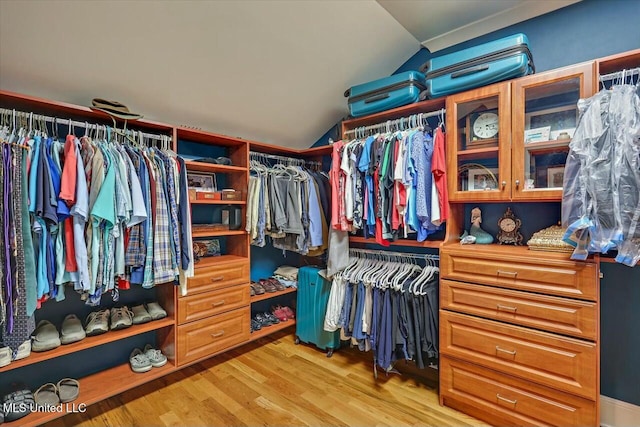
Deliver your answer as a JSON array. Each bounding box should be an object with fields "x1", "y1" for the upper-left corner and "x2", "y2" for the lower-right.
[
  {"x1": 129, "y1": 348, "x2": 152, "y2": 373},
  {"x1": 143, "y1": 344, "x2": 167, "y2": 368},
  {"x1": 259, "y1": 279, "x2": 277, "y2": 293},
  {"x1": 250, "y1": 318, "x2": 262, "y2": 333},
  {"x1": 269, "y1": 278, "x2": 285, "y2": 291},
  {"x1": 14, "y1": 340, "x2": 31, "y2": 360},
  {"x1": 57, "y1": 378, "x2": 80, "y2": 403},
  {"x1": 281, "y1": 306, "x2": 295, "y2": 319},
  {"x1": 131, "y1": 305, "x2": 152, "y2": 325},
  {"x1": 31, "y1": 320, "x2": 61, "y2": 352},
  {"x1": 33, "y1": 383, "x2": 60, "y2": 406},
  {"x1": 145, "y1": 302, "x2": 167, "y2": 320},
  {"x1": 251, "y1": 281, "x2": 265, "y2": 295},
  {"x1": 254, "y1": 313, "x2": 273, "y2": 328},
  {"x1": 60, "y1": 314, "x2": 86, "y2": 345},
  {"x1": 85, "y1": 309, "x2": 110, "y2": 336},
  {"x1": 0, "y1": 346, "x2": 11, "y2": 368},
  {"x1": 262, "y1": 311, "x2": 280, "y2": 325},
  {"x1": 250, "y1": 284, "x2": 256, "y2": 297},
  {"x1": 272, "y1": 306, "x2": 288, "y2": 322},
  {"x1": 110, "y1": 307, "x2": 134, "y2": 331}
]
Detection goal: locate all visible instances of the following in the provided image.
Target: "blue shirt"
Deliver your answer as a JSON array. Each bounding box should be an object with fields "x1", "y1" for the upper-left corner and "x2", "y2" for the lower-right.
[{"x1": 307, "y1": 175, "x2": 323, "y2": 247}]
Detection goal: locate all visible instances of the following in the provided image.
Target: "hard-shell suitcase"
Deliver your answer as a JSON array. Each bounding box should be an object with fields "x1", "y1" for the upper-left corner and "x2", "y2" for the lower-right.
[
  {"x1": 345, "y1": 71, "x2": 426, "y2": 118},
  {"x1": 295, "y1": 266, "x2": 340, "y2": 357},
  {"x1": 421, "y1": 33, "x2": 534, "y2": 99}
]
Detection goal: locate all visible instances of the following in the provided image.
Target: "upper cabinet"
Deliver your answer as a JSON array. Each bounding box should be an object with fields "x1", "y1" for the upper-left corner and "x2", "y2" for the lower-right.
[
  {"x1": 447, "y1": 62, "x2": 594, "y2": 202},
  {"x1": 511, "y1": 62, "x2": 594, "y2": 201}
]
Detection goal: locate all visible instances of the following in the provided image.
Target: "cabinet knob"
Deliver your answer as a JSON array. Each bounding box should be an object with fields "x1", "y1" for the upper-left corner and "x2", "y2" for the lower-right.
[
  {"x1": 502, "y1": 181, "x2": 507, "y2": 188},
  {"x1": 515, "y1": 180, "x2": 520, "y2": 187}
]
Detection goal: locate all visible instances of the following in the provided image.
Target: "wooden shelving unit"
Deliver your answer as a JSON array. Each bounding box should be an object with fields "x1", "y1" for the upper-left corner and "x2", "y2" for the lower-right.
[
  {"x1": 251, "y1": 287, "x2": 297, "y2": 303},
  {"x1": 0, "y1": 318, "x2": 175, "y2": 373},
  {"x1": 184, "y1": 160, "x2": 247, "y2": 174},
  {"x1": 349, "y1": 236, "x2": 442, "y2": 248},
  {"x1": 190, "y1": 199, "x2": 246, "y2": 205},
  {"x1": 191, "y1": 229, "x2": 247, "y2": 238}
]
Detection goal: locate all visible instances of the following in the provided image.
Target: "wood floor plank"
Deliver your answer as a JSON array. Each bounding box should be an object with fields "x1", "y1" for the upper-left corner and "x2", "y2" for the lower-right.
[{"x1": 43, "y1": 331, "x2": 483, "y2": 427}]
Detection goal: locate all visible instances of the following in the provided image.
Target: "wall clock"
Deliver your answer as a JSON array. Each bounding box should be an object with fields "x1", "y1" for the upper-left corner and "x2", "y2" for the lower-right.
[{"x1": 497, "y1": 207, "x2": 524, "y2": 245}]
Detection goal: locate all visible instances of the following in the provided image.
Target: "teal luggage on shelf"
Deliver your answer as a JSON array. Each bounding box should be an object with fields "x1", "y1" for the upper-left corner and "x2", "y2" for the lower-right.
[{"x1": 295, "y1": 266, "x2": 340, "y2": 357}]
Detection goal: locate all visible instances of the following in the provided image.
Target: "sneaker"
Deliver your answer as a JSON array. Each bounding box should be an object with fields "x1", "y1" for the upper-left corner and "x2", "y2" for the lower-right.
[
  {"x1": 254, "y1": 313, "x2": 273, "y2": 328},
  {"x1": 250, "y1": 318, "x2": 262, "y2": 333},
  {"x1": 60, "y1": 314, "x2": 86, "y2": 345},
  {"x1": 14, "y1": 340, "x2": 31, "y2": 360},
  {"x1": 143, "y1": 344, "x2": 167, "y2": 368},
  {"x1": 85, "y1": 310, "x2": 110, "y2": 336},
  {"x1": 0, "y1": 346, "x2": 11, "y2": 368},
  {"x1": 145, "y1": 302, "x2": 167, "y2": 320},
  {"x1": 272, "y1": 306, "x2": 288, "y2": 322},
  {"x1": 263, "y1": 311, "x2": 280, "y2": 325},
  {"x1": 129, "y1": 348, "x2": 152, "y2": 373},
  {"x1": 281, "y1": 306, "x2": 295, "y2": 319},
  {"x1": 31, "y1": 320, "x2": 61, "y2": 352},
  {"x1": 131, "y1": 305, "x2": 152, "y2": 325},
  {"x1": 110, "y1": 307, "x2": 133, "y2": 331}
]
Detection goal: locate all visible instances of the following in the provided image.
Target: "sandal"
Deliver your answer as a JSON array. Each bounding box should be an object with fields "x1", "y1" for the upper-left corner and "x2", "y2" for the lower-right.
[
  {"x1": 34, "y1": 383, "x2": 60, "y2": 406},
  {"x1": 57, "y1": 378, "x2": 80, "y2": 403}
]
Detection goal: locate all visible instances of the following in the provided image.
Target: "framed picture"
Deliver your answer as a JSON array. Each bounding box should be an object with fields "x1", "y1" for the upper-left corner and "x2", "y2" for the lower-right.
[
  {"x1": 524, "y1": 126, "x2": 551, "y2": 143},
  {"x1": 187, "y1": 172, "x2": 216, "y2": 192},
  {"x1": 526, "y1": 105, "x2": 578, "y2": 135},
  {"x1": 547, "y1": 166, "x2": 565, "y2": 188},
  {"x1": 468, "y1": 167, "x2": 499, "y2": 191}
]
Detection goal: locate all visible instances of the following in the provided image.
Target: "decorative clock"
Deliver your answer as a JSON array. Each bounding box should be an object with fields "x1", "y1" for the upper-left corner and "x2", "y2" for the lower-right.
[
  {"x1": 466, "y1": 108, "x2": 499, "y2": 149},
  {"x1": 497, "y1": 207, "x2": 524, "y2": 245}
]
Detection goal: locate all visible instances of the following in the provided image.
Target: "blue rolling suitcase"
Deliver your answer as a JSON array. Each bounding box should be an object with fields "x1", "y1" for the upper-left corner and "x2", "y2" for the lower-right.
[
  {"x1": 344, "y1": 71, "x2": 426, "y2": 118},
  {"x1": 295, "y1": 266, "x2": 340, "y2": 357},
  {"x1": 421, "y1": 33, "x2": 534, "y2": 99}
]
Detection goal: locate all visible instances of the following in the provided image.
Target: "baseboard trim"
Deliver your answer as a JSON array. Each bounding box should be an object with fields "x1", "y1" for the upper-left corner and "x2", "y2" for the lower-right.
[{"x1": 601, "y1": 395, "x2": 640, "y2": 427}]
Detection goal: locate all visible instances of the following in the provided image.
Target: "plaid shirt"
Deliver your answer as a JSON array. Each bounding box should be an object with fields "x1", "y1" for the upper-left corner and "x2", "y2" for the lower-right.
[{"x1": 150, "y1": 152, "x2": 177, "y2": 284}]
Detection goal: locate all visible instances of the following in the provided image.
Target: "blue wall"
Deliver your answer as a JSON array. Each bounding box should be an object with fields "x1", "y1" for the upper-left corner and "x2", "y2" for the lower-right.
[{"x1": 312, "y1": 0, "x2": 640, "y2": 405}]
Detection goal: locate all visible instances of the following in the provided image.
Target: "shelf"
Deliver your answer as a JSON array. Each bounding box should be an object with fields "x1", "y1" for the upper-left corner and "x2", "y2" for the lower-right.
[
  {"x1": 251, "y1": 287, "x2": 297, "y2": 303},
  {"x1": 524, "y1": 138, "x2": 571, "y2": 154},
  {"x1": 341, "y1": 97, "x2": 446, "y2": 132},
  {"x1": 194, "y1": 254, "x2": 247, "y2": 269},
  {"x1": 6, "y1": 361, "x2": 178, "y2": 427},
  {"x1": 176, "y1": 127, "x2": 248, "y2": 147},
  {"x1": 190, "y1": 199, "x2": 246, "y2": 205},
  {"x1": 0, "y1": 317, "x2": 175, "y2": 373},
  {"x1": 457, "y1": 146, "x2": 500, "y2": 161},
  {"x1": 192, "y1": 228, "x2": 247, "y2": 238},
  {"x1": 184, "y1": 160, "x2": 247, "y2": 174},
  {"x1": 349, "y1": 236, "x2": 443, "y2": 248},
  {"x1": 248, "y1": 319, "x2": 296, "y2": 342}
]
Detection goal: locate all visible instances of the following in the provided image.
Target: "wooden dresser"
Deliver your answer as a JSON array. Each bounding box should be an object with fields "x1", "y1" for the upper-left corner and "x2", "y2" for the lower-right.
[{"x1": 439, "y1": 244, "x2": 599, "y2": 427}]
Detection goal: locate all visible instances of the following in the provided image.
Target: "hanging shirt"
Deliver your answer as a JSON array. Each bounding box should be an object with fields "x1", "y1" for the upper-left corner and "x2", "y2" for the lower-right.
[{"x1": 431, "y1": 127, "x2": 449, "y2": 223}]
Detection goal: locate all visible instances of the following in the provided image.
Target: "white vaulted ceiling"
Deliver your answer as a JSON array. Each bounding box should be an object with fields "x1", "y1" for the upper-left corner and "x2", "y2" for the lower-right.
[{"x1": 0, "y1": 0, "x2": 578, "y2": 149}]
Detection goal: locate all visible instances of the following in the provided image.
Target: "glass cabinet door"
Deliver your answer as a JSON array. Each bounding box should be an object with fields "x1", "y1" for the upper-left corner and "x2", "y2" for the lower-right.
[
  {"x1": 446, "y1": 82, "x2": 511, "y2": 202},
  {"x1": 511, "y1": 62, "x2": 594, "y2": 201}
]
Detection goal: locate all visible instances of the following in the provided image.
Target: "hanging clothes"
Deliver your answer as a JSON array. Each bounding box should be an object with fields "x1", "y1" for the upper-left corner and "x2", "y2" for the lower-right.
[
  {"x1": 324, "y1": 250, "x2": 439, "y2": 372},
  {"x1": 247, "y1": 153, "x2": 330, "y2": 255},
  {"x1": 331, "y1": 117, "x2": 448, "y2": 244},
  {"x1": 0, "y1": 112, "x2": 195, "y2": 354},
  {"x1": 562, "y1": 81, "x2": 640, "y2": 266}
]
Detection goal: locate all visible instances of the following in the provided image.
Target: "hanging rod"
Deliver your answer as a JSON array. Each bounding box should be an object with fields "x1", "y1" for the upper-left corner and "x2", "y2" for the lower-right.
[
  {"x1": 249, "y1": 150, "x2": 320, "y2": 166},
  {"x1": 349, "y1": 248, "x2": 439, "y2": 261},
  {"x1": 599, "y1": 67, "x2": 640, "y2": 84},
  {"x1": 0, "y1": 108, "x2": 170, "y2": 141},
  {"x1": 343, "y1": 108, "x2": 445, "y2": 137}
]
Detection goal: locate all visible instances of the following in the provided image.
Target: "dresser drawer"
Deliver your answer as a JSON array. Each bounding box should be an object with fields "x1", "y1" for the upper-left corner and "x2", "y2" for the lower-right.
[
  {"x1": 178, "y1": 284, "x2": 250, "y2": 325},
  {"x1": 177, "y1": 307, "x2": 250, "y2": 365},
  {"x1": 441, "y1": 280, "x2": 597, "y2": 340},
  {"x1": 441, "y1": 249, "x2": 597, "y2": 300},
  {"x1": 440, "y1": 311, "x2": 597, "y2": 399},
  {"x1": 441, "y1": 356, "x2": 596, "y2": 427},
  {"x1": 186, "y1": 261, "x2": 249, "y2": 295}
]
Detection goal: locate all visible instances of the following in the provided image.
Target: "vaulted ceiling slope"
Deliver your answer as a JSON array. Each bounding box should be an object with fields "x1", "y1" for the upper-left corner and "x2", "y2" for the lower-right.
[{"x1": 0, "y1": 1, "x2": 578, "y2": 149}]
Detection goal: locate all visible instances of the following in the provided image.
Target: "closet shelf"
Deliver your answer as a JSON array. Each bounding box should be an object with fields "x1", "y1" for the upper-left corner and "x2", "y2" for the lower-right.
[
  {"x1": 0, "y1": 318, "x2": 175, "y2": 373},
  {"x1": 251, "y1": 287, "x2": 297, "y2": 303},
  {"x1": 248, "y1": 319, "x2": 296, "y2": 342},
  {"x1": 190, "y1": 199, "x2": 246, "y2": 205},
  {"x1": 6, "y1": 361, "x2": 178, "y2": 427},
  {"x1": 341, "y1": 97, "x2": 446, "y2": 132},
  {"x1": 349, "y1": 236, "x2": 443, "y2": 248},
  {"x1": 457, "y1": 146, "x2": 500, "y2": 161},
  {"x1": 184, "y1": 160, "x2": 247, "y2": 174},
  {"x1": 192, "y1": 229, "x2": 247, "y2": 238}
]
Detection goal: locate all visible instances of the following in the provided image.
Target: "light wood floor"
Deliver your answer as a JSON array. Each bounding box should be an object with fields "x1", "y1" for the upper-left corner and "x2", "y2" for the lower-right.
[{"x1": 47, "y1": 330, "x2": 486, "y2": 427}]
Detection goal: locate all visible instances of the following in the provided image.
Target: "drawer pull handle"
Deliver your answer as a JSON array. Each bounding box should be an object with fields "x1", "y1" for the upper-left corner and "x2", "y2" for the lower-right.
[
  {"x1": 211, "y1": 331, "x2": 225, "y2": 338},
  {"x1": 497, "y1": 304, "x2": 518, "y2": 312},
  {"x1": 210, "y1": 276, "x2": 225, "y2": 283},
  {"x1": 212, "y1": 300, "x2": 225, "y2": 307},
  {"x1": 497, "y1": 394, "x2": 517, "y2": 405},
  {"x1": 496, "y1": 346, "x2": 517, "y2": 356},
  {"x1": 497, "y1": 270, "x2": 518, "y2": 278}
]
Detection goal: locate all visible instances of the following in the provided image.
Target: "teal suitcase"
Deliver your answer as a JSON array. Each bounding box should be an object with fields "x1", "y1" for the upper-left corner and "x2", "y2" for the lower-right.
[{"x1": 295, "y1": 266, "x2": 340, "y2": 357}]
